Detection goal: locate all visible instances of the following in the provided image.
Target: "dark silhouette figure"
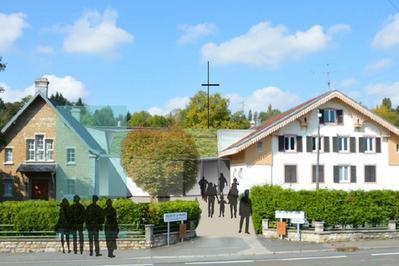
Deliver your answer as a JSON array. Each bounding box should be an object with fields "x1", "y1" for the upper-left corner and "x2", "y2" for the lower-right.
[
  {"x1": 238, "y1": 189, "x2": 252, "y2": 234},
  {"x1": 218, "y1": 173, "x2": 228, "y2": 194},
  {"x1": 104, "y1": 199, "x2": 119, "y2": 258},
  {"x1": 206, "y1": 182, "x2": 218, "y2": 218},
  {"x1": 218, "y1": 194, "x2": 227, "y2": 217},
  {"x1": 86, "y1": 195, "x2": 104, "y2": 256},
  {"x1": 227, "y1": 178, "x2": 239, "y2": 219},
  {"x1": 198, "y1": 176, "x2": 209, "y2": 201},
  {"x1": 69, "y1": 195, "x2": 85, "y2": 254},
  {"x1": 56, "y1": 198, "x2": 71, "y2": 253}
]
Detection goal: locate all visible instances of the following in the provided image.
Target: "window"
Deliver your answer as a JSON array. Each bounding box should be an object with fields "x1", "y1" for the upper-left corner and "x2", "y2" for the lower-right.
[
  {"x1": 324, "y1": 109, "x2": 336, "y2": 123},
  {"x1": 339, "y1": 166, "x2": 350, "y2": 183},
  {"x1": 312, "y1": 165, "x2": 324, "y2": 183},
  {"x1": 66, "y1": 148, "x2": 75, "y2": 164},
  {"x1": 365, "y1": 165, "x2": 376, "y2": 183},
  {"x1": 257, "y1": 142, "x2": 264, "y2": 153},
  {"x1": 4, "y1": 148, "x2": 13, "y2": 163},
  {"x1": 338, "y1": 137, "x2": 349, "y2": 152},
  {"x1": 35, "y1": 135, "x2": 45, "y2": 161},
  {"x1": 311, "y1": 137, "x2": 323, "y2": 152},
  {"x1": 45, "y1": 140, "x2": 54, "y2": 160},
  {"x1": 66, "y1": 179, "x2": 75, "y2": 194},
  {"x1": 364, "y1": 137, "x2": 374, "y2": 152},
  {"x1": 26, "y1": 139, "x2": 35, "y2": 161},
  {"x1": 284, "y1": 165, "x2": 297, "y2": 183},
  {"x1": 284, "y1": 136, "x2": 296, "y2": 151},
  {"x1": 397, "y1": 143, "x2": 399, "y2": 153},
  {"x1": 3, "y1": 179, "x2": 13, "y2": 197}
]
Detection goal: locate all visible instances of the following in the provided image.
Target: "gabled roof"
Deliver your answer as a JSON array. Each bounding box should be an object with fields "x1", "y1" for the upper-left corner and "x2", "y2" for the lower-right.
[
  {"x1": 1, "y1": 92, "x2": 104, "y2": 155},
  {"x1": 219, "y1": 90, "x2": 399, "y2": 157}
]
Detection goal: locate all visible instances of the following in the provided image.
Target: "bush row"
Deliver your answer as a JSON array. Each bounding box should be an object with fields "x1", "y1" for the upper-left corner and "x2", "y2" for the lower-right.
[
  {"x1": 0, "y1": 199, "x2": 201, "y2": 232},
  {"x1": 250, "y1": 185, "x2": 399, "y2": 234}
]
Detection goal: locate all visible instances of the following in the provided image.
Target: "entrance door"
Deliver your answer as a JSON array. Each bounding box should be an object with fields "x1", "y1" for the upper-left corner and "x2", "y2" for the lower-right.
[{"x1": 31, "y1": 180, "x2": 49, "y2": 200}]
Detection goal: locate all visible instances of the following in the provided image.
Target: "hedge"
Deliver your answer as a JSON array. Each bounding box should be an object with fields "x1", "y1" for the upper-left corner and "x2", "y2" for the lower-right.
[
  {"x1": 0, "y1": 199, "x2": 201, "y2": 232},
  {"x1": 250, "y1": 185, "x2": 399, "y2": 234}
]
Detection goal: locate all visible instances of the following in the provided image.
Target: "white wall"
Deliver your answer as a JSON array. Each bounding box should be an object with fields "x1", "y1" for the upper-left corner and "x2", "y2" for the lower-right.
[{"x1": 230, "y1": 164, "x2": 271, "y2": 193}]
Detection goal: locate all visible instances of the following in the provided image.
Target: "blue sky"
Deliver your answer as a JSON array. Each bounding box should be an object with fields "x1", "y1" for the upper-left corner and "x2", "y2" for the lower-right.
[{"x1": 1, "y1": 0, "x2": 399, "y2": 114}]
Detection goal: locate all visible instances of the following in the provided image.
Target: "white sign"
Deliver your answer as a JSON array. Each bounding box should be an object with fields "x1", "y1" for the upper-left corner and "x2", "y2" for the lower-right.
[
  {"x1": 275, "y1": 210, "x2": 305, "y2": 220},
  {"x1": 163, "y1": 212, "x2": 188, "y2": 223},
  {"x1": 290, "y1": 218, "x2": 305, "y2": 224}
]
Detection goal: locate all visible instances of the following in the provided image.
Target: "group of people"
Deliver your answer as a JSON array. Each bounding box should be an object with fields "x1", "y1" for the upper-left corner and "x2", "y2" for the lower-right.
[
  {"x1": 198, "y1": 173, "x2": 252, "y2": 234},
  {"x1": 56, "y1": 195, "x2": 119, "y2": 258}
]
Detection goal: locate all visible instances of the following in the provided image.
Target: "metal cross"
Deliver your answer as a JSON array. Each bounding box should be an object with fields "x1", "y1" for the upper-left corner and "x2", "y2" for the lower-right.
[{"x1": 201, "y1": 61, "x2": 220, "y2": 129}]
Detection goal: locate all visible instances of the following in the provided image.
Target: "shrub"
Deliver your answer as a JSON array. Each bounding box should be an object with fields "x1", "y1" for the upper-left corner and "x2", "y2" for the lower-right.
[{"x1": 250, "y1": 185, "x2": 399, "y2": 234}]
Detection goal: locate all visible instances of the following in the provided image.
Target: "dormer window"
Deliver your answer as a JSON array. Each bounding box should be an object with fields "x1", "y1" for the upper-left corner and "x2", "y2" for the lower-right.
[
  {"x1": 324, "y1": 109, "x2": 336, "y2": 123},
  {"x1": 319, "y1": 109, "x2": 343, "y2": 124}
]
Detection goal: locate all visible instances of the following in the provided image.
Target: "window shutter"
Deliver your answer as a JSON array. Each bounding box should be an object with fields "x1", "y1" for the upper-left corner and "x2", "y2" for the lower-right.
[
  {"x1": 319, "y1": 109, "x2": 324, "y2": 124},
  {"x1": 306, "y1": 136, "x2": 312, "y2": 152},
  {"x1": 350, "y1": 165, "x2": 356, "y2": 183},
  {"x1": 333, "y1": 166, "x2": 339, "y2": 183},
  {"x1": 376, "y1": 137, "x2": 381, "y2": 153},
  {"x1": 324, "y1": 136, "x2": 330, "y2": 152},
  {"x1": 313, "y1": 165, "x2": 324, "y2": 183},
  {"x1": 292, "y1": 166, "x2": 297, "y2": 183},
  {"x1": 371, "y1": 166, "x2": 376, "y2": 182},
  {"x1": 278, "y1": 136, "x2": 284, "y2": 152},
  {"x1": 312, "y1": 165, "x2": 316, "y2": 182},
  {"x1": 332, "y1": 137, "x2": 338, "y2": 152},
  {"x1": 337, "y1": 110, "x2": 343, "y2": 124},
  {"x1": 359, "y1": 137, "x2": 365, "y2": 153},
  {"x1": 296, "y1": 136, "x2": 302, "y2": 152},
  {"x1": 350, "y1": 137, "x2": 356, "y2": 153}
]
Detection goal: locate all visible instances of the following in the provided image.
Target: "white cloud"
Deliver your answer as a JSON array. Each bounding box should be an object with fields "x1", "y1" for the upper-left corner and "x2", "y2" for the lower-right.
[
  {"x1": 178, "y1": 23, "x2": 216, "y2": 44},
  {"x1": 63, "y1": 8, "x2": 133, "y2": 56},
  {"x1": 372, "y1": 13, "x2": 399, "y2": 49},
  {"x1": 0, "y1": 75, "x2": 87, "y2": 102},
  {"x1": 339, "y1": 78, "x2": 358, "y2": 88},
  {"x1": 364, "y1": 58, "x2": 393, "y2": 74},
  {"x1": 327, "y1": 24, "x2": 351, "y2": 35},
  {"x1": 148, "y1": 96, "x2": 189, "y2": 115},
  {"x1": 201, "y1": 22, "x2": 348, "y2": 68},
  {"x1": 365, "y1": 81, "x2": 399, "y2": 105},
  {"x1": 36, "y1": 45, "x2": 55, "y2": 55},
  {"x1": 0, "y1": 12, "x2": 27, "y2": 51},
  {"x1": 226, "y1": 86, "x2": 301, "y2": 112}
]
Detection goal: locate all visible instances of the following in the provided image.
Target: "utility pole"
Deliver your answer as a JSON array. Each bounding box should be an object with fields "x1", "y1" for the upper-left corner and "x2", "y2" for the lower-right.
[{"x1": 201, "y1": 61, "x2": 220, "y2": 129}]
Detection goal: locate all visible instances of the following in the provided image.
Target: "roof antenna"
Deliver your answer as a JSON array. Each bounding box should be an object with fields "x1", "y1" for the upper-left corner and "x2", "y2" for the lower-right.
[{"x1": 326, "y1": 63, "x2": 331, "y2": 90}]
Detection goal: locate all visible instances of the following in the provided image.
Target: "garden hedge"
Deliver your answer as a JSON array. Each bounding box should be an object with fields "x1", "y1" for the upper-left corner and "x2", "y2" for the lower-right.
[
  {"x1": 0, "y1": 199, "x2": 201, "y2": 232},
  {"x1": 250, "y1": 185, "x2": 399, "y2": 234}
]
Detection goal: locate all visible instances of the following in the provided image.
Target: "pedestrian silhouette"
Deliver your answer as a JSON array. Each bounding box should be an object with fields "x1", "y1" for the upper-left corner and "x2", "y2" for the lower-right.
[
  {"x1": 218, "y1": 194, "x2": 227, "y2": 217},
  {"x1": 238, "y1": 189, "x2": 252, "y2": 234},
  {"x1": 206, "y1": 182, "x2": 217, "y2": 218},
  {"x1": 218, "y1": 173, "x2": 228, "y2": 194},
  {"x1": 56, "y1": 198, "x2": 71, "y2": 253},
  {"x1": 227, "y1": 178, "x2": 239, "y2": 219},
  {"x1": 86, "y1": 195, "x2": 104, "y2": 256},
  {"x1": 104, "y1": 199, "x2": 119, "y2": 258},
  {"x1": 69, "y1": 195, "x2": 85, "y2": 254},
  {"x1": 198, "y1": 176, "x2": 208, "y2": 201}
]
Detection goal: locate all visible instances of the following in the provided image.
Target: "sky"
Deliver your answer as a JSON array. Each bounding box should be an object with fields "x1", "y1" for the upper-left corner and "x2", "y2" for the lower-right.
[{"x1": 1, "y1": 0, "x2": 399, "y2": 115}]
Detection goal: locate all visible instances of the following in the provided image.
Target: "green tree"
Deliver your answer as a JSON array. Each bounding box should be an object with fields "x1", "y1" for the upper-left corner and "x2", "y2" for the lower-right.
[
  {"x1": 247, "y1": 110, "x2": 253, "y2": 121},
  {"x1": 128, "y1": 111, "x2": 152, "y2": 127},
  {"x1": 373, "y1": 103, "x2": 399, "y2": 126},
  {"x1": 180, "y1": 91, "x2": 231, "y2": 128},
  {"x1": 147, "y1": 115, "x2": 170, "y2": 127},
  {"x1": 121, "y1": 127, "x2": 199, "y2": 198},
  {"x1": 382, "y1": 98, "x2": 392, "y2": 111},
  {"x1": 0, "y1": 57, "x2": 6, "y2": 72},
  {"x1": 49, "y1": 92, "x2": 72, "y2": 106},
  {"x1": 92, "y1": 106, "x2": 116, "y2": 126},
  {"x1": 258, "y1": 104, "x2": 281, "y2": 122},
  {"x1": 222, "y1": 111, "x2": 250, "y2": 129}
]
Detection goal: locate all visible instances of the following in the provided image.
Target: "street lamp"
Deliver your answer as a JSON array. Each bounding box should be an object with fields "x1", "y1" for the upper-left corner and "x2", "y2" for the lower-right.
[{"x1": 316, "y1": 110, "x2": 322, "y2": 190}]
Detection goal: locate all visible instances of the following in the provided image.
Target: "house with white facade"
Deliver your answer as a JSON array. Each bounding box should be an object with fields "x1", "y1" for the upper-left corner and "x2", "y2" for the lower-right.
[{"x1": 218, "y1": 90, "x2": 399, "y2": 192}]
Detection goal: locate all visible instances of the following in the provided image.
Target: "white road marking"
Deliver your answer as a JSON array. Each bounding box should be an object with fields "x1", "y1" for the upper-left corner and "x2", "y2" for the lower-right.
[
  {"x1": 371, "y1": 252, "x2": 399, "y2": 256},
  {"x1": 280, "y1": 255, "x2": 347, "y2": 261},
  {"x1": 185, "y1": 260, "x2": 254, "y2": 265}
]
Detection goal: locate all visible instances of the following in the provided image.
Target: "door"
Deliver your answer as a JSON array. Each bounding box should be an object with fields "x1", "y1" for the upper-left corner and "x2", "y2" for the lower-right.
[{"x1": 31, "y1": 180, "x2": 49, "y2": 200}]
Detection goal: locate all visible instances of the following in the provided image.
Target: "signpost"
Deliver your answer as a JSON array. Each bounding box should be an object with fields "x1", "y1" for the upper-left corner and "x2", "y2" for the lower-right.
[
  {"x1": 163, "y1": 212, "x2": 187, "y2": 246},
  {"x1": 275, "y1": 211, "x2": 305, "y2": 241}
]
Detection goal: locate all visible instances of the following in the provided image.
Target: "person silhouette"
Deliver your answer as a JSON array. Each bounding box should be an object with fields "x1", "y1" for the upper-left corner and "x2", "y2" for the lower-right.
[
  {"x1": 69, "y1": 195, "x2": 85, "y2": 254},
  {"x1": 56, "y1": 198, "x2": 71, "y2": 253},
  {"x1": 104, "y1": 199, "x2": 119, "y2": 258},
  {"x1": 86, "y1": 195, "x2": 104, "y2": 256},
  {"x1": 206, "y1": 182, "x2": 217, "y2": 218},
  {"x1": 198, "y1": 176, "x2": 208, "y2": 201},
  {"x1": 218, "y1": 194, "x2": 227, "y2": 217},
  {"x1": 218, "y1": 173, "x2": 228, "y2": 194},
  {"x1": 238, "y1": 189, "x2": 252, "y2": 234},
  {"x1": 227, "y1": 178, "x2": 239, "y2": 219}
]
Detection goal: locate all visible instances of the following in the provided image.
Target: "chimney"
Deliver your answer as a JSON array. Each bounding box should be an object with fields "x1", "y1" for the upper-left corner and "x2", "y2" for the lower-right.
[
  {"x1": 71, "y1": 107, "x2": 81, "y2": 122},
  {"x1": 35, "y1": 77, "x2": 49, "y2": 98}
]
